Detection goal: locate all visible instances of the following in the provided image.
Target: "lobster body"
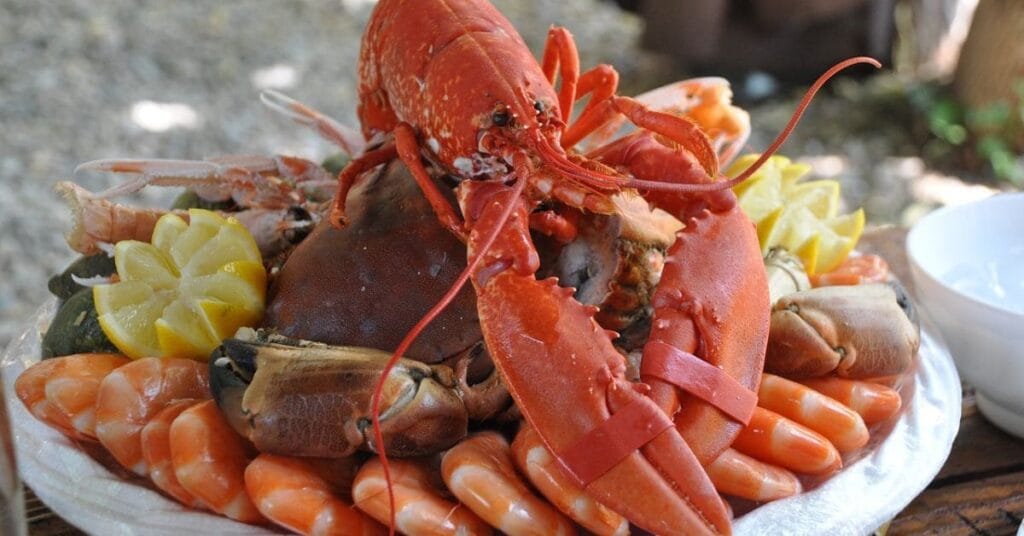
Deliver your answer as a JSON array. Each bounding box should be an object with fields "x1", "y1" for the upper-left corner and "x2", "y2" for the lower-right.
[{"x1": 346, "y1": 0, "x2": 771, "y2": 533}]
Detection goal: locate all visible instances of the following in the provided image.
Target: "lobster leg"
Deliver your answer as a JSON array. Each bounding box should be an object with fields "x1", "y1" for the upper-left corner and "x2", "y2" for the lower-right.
[
  {"x1": 540, "y1": 27, "x2": 580, "y2": 120},
  {"x1": 460, "y1": 179, "x2": 730, "y2": 535},
  {"x1": 542, "y1": 26, "x2": 718, "y2": 178},
  {"x1": 567, "y1": 96, "x2": 719, "y2": 178},
  {"x1": 330, "y1": 123, "x2": 466, "y2": 240},
  {"x1": 331, "y1": 142, "x2": 397, "y2": 226},
  {"x1": 575, "y1": 65, "x2": 620, "y2": 119}
]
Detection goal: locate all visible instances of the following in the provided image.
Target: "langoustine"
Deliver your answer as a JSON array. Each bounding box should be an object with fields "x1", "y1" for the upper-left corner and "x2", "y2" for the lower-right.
[{"x1": 56, "y1": 152, "x2": 333, "y2": 260}]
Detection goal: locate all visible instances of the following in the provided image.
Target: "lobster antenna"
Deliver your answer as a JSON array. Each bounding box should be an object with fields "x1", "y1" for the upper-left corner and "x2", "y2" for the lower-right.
[
  {"x1": 534, "y1": 133, "x2": 626, "y2": 190},
  {"x1": 368, "y1": 168, "x2": 531, "y2": 534},
  {"x1": 622, "y1": 56, "x2": 882, "y2": 193}
]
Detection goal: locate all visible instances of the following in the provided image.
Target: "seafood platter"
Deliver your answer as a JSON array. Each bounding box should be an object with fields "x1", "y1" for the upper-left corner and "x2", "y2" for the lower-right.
[{"x1": 2, "y1": 0, "x2": 962, "y2": 534}]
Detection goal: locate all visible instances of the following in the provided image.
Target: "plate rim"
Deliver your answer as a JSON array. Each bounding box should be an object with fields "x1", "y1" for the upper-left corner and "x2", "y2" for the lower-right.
[{"x1": 3, "y1": 299, "x2": 962, "y2": 535}]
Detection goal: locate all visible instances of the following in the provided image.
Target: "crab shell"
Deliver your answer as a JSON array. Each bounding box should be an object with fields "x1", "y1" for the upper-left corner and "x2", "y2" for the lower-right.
[{"x1": 263, "y1": 160, "x2": 480, "y2": 364}]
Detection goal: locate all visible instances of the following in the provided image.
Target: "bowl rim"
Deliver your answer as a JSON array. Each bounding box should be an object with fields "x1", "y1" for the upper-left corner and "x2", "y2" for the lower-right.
[{"x1": 907, "y1": 192, "x2": 1024, "y2": 319}]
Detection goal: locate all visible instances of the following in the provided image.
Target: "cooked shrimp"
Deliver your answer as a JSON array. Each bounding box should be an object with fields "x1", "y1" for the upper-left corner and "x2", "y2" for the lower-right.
[
  {"x1": 732, "y1": 407, "x2": 841, "y2": 475},
  {"x1": 511, "y1": 425, "x2": 627, "y2": 536},
  {"x1": 245, "y1": 453, "x2": 385, "y2": 536},
  {"x1": 352, "y1": 458, "x2": 492, "y2": 536},
  {"x1": 758, "y1": 373, "x2": 869, "y2": 453},
  {"x1": 706, "y1": 448, "x2": 802, "y2": 502},
  {"x1": 15, "y1": 357, "x2": 92, "y2": 440},
  {"x1": 169, "y1": 399, "x2": 264, "y2": 523},
  {"x1": 94, "y1": 357, "x2": 210, "y2": 475},
  {"x1": 141, "y1": 399, "x2": 205, "y2": 508},
  {"x1": 44, "y1": 353, "x2": 130, "y2": 438},
  {"x1": 810, "y1": 254, "x2": 889, "y2": 287},
  {"x1": 800, "y1": 377, "x2": 902, "y2": 425},
  {"x1": 442, "y1": 431, "x2": 575, "y2": 536},
  {"x1": 301, "y1": 457, "x2": 363, "y2": 503}
]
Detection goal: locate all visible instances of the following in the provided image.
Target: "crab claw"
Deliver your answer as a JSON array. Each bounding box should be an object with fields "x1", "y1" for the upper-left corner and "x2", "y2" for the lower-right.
[
  {"x1": 210, "y1": 334, "x2": 468, "y2": 458},
  {"x1": 765, "y1": 282, "x2": 920, "y2": 379}
]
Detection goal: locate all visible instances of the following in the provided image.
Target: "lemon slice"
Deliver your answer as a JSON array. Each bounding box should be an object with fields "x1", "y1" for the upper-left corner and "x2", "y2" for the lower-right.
[
  {"x1": 815, "y1": 209, "x2": 865, "y2": 274},
  {"x1": 94, "y1": 209, "x2": 265, "y2": 360},
  {"x1": 732, "y1": 153, "x2": 864, "y2": 275},
  {"x1": 787, "y1": 180, "x2": 839, "y2": 219}
]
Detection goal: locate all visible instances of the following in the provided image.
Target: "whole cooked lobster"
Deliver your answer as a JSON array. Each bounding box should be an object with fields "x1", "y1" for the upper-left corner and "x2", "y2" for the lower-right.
[{"x1": 335, "y1": 1, "x2": 777, "y2": 533}]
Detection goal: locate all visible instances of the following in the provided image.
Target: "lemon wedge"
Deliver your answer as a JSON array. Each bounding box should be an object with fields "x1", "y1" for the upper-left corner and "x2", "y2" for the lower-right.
[
  {"x1": 94, "y1": 209, "x2": 265, "y2": 360},
  {"x1": 729, "y1": 154, "x2": 863, "y2": 274}
]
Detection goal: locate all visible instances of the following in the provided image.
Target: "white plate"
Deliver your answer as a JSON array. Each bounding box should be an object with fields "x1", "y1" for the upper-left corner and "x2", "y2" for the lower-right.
[{"x1": 2, "y1": 299, "x2": 962, "y2": 535}]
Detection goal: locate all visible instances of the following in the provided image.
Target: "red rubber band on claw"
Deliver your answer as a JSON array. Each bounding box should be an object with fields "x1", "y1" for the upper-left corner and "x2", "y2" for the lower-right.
[
  {"x1": 556, "y1": 397, "x2": 673, "y2": 488},
  {"x1": 642, "y1": 340, "x2": 758, "y2": 425}
]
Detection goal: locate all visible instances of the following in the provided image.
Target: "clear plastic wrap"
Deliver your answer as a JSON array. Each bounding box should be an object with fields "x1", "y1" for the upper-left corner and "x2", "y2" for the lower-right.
[{"x1": 2, "y1": 299, "x2": 962, "y2": 535}]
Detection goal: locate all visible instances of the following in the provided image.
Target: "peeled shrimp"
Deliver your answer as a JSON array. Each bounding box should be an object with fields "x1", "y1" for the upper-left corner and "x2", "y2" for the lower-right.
[
  {"x1": 800, "y1": 377, "x2": 902, "y2": 425},
  {"x1": 141, "y1": 399, "x2": 205, "y2": 508},
  {"x1": 169, "y1": 399, "x2": 264, "y2": 523},
  {"x1": 352, "y1": 458, "x2": 492, "y2": 536},
  {"x1": 706, "y1": 448, "x2": 802, "y2": 502},
  {"x1": 94, "y1": 357, "x2": 209, "y2": 475},
  {"x1": 16, "y1": 356, "x2": 96, "y2": 441},
  {"x1": 44, "y1": 353, "x2": 130, "y2": 439},
  {"x1": 245, "y1": 453, "x2": 384, "y2": 536},
  {"x1": 732, "y1": 407, "x2": 842, "y2": 475},
  {"x1": 442, "y1": 431, "x2": 575, "y2": 536},
  {"x1": 511, "y1": 426, "x2": 627, "y2": 536},
  {"x1": 758, "y1": 373, "x2": 869, "y2": 453}
]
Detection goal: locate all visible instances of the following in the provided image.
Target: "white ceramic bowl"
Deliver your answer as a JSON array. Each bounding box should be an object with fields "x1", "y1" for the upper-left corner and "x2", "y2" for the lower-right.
[{"x1": 907, "y1": 192, "x2": 1024, "y2": 438}]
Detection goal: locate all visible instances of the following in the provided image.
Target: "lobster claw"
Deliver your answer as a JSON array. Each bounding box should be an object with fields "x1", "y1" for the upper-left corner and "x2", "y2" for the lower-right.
[
  {"x1": 765, "y1": 282, "x2": 920, "y2": 379},
  {"x1": 461, "y1": 181, "x2": 730, "y2": 535},
  {"x1": 210, "y1": 332, "x2": 468, "y2": 458}
]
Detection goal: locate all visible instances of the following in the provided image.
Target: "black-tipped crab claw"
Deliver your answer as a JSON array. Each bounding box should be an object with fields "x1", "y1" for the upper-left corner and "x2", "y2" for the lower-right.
[{"x1": 210, "y1": 333, "x2": 469, "y2": 458}]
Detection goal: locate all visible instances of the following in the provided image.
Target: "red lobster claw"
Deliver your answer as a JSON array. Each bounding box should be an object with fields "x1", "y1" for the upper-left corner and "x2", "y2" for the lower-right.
[
  {"x1": 590, "y1": 131, "x2": 770, "y2": 466},
  {"x1": 460, "y1": 180, "x2": 731, "y2": 535}
]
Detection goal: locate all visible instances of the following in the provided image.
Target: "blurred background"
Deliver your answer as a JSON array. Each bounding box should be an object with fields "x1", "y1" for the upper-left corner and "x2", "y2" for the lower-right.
[{"x1": 1, "y1": 0, "x2": 1021, "y2": 348}]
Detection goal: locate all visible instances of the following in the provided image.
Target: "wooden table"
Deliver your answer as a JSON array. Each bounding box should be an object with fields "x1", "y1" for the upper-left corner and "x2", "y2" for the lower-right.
[
  {"x1": 21, "y1": 228, "x2": 1024, "y2": 535},
  {"x1": 859, "y1": 227, "x2": 1024, "y2": 535}
]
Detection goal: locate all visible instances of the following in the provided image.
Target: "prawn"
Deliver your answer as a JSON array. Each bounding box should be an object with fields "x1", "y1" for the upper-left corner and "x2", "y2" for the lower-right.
[
  {"x1": 352, "y1": 458, "x2": 492, "y2": 535},
  {"x1": 441, "y1": 431, "x2": 575, "y2": 536},
  {"x1": 245, "y1": 453, "x2": 385, "y2": 535},
  {"x1": 94, "y1": 357, "x2": 209, "y2": 475},
  {"x1": 169, "y1": 399, "x2": 264, "y2": 523}
]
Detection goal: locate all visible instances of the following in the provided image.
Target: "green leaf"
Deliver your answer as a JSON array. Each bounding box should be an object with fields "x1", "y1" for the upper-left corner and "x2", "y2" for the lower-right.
[{"x1": 966, "y1": 101, "x2": 1011, "y2": 130}]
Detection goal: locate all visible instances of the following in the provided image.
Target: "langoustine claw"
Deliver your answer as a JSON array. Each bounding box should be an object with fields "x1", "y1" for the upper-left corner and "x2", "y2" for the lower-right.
[
  {"x1": 209, "y1": 334, "x2": 469, "y2": 458},
  {"x1": 765, "y1": 282, "x2": 920, "y2": 379}
]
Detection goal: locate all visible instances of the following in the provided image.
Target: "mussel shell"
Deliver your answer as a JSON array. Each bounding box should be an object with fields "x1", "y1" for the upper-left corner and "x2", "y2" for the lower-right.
[
  {"x1": 47, "y1": 253, "x2": 116, "y2": 302},
  {"x1": 41, "y1": 287, "x2": 118, "y2": 358}
]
